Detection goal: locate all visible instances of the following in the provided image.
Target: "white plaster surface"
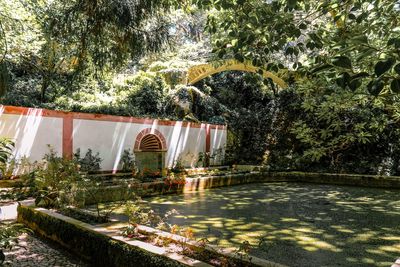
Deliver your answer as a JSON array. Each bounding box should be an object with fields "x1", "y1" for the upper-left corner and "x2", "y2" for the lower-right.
[
  {"x1": 73, "y1": 120, "x2": 209, "y2": 169},
  {"x1": 73, "y1": 119, "x2": 139, "y2": 171},
  {"x1": 0, "y1": 113, "x2": 63, "y2": 161},
  {"x1": 0, "y1": 109, "x2": 226, "y2": 171},
  {"x1": 210, "y1": 128, "x2": 227, "y2": 165}
]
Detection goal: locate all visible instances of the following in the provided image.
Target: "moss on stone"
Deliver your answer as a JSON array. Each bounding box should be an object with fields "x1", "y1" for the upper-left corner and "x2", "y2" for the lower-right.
[{"x1": 17, "y1": 205, "x2": 185, "y2": 267}]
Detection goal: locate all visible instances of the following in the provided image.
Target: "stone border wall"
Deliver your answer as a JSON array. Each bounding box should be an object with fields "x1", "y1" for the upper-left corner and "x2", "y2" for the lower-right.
[
  {"x1": 17, "y1": 205, "x2": 283, "y2": 267},
  {"x1": 85, "y1": 172, "x2": 279, "y2": 204},
  {"x1": 84, "y1": 171, "x2": 400, "y2": 204},
  {"x1": 17, "y1": 205, "x2": 197, "y2": 267},
  {"x1": 266, "y1": 171, "x2": 400, "y2": 189}
]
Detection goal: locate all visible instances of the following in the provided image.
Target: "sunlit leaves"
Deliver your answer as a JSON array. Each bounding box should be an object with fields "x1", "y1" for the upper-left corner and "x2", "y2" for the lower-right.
[
  {"x1": 200, "y1": 0, "x2": 400, "y2": 92},
  {"x1": 44, "y1": 0, "x2": 180, "y2": 72}
]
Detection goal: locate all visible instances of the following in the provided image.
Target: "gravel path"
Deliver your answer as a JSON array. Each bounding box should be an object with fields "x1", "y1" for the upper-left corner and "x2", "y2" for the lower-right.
[
  {"x1": 2, "y1": 233, "x2": 88, "y2": 267},
  {"x1": 1, "y1": 200, "x2": 88, "y2": 267}
]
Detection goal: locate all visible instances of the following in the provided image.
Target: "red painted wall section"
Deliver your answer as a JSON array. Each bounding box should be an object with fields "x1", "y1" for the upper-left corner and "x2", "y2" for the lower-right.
[
  {"x1": 62, "y1": 115, "x2": 73, "y2": 159},
  {"x1": 206, "y1": 124, "x2": 211, "y2": 153}
]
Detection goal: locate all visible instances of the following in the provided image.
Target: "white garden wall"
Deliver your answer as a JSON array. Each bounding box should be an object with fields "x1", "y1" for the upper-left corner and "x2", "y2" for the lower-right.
[
  {"x1": 0, "y1": 113, "x2": 63, "y2": 161},
  {"x1": 0, "y1": 105, "x2": 227, "y2": 171}
]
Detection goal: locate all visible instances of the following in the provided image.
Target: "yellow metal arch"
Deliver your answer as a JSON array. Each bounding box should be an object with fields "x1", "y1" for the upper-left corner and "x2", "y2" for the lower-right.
[{"x1": 186, "y1": 59, "x2": 287, "y2": 88}]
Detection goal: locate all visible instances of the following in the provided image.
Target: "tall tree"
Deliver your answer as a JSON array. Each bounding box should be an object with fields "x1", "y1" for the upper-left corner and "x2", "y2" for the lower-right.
[
  {"x1": 197, "y1": 0, "x2": 400, "y2": 92},
  {"x1": 43, "y1": 0, "x2": 181, "y2": 72}
]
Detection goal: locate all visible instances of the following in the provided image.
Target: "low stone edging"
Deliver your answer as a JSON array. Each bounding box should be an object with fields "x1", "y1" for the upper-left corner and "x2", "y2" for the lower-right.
[
  {"x1": 266, "y1": 171, "x2": 400, "y2": 189},
  {"x1": 85, "y1": 170, "x2": 400, "y2": 204},
  {"x1": 0, "y1": 179, "x2": 21, "y2": 188},
  {"x1": 134, "y1": 224, "x2": 286, "y2": 267},
  {"x1": 85, "y1": 172, "x2": 284, "y2": 204},
  {"x1": 11, "y1": 170, "x2": 399, "y2": 205},
  {"x1": 17, "y1": 205, "x2": 284, "y2": 267},
  {"x1": 17, "y1": 205, "x2": 204, "y2": 267}
]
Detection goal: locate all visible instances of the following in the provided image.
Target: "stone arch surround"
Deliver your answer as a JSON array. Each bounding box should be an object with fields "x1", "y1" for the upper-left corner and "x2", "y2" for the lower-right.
[{"x1": 134, "y1": 128, "x2": 167, "y2": 151}]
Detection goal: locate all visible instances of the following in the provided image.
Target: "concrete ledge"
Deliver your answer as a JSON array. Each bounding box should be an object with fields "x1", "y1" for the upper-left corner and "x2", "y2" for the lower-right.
[
  {"x1": 266, "y1": 171, "x2": 400, "y2": 189},
  {"x1": 74, "y1": 171, "x2": 400, "y2": 205},
  {"x1": 185, "y1": 166, "x2": 230, "y2": 175},
  {"x1": 183, "y1": 172, "x2": 287, "y2": 191},
  {"x1": 134, "y1": 225, "x2": 286, "y2": 267},
  {"x1": 17, "y1": 205, "x2": 200, "y2": 267},
  {"x1": 86, "y1": 172, "x2": 287, "y2": 204},
  {"x1": 17, "y1": 205, "x2": 284, "y2": 267},
  {"x1": 0, "y1": 179, "x2": 21, "y2": 188}
]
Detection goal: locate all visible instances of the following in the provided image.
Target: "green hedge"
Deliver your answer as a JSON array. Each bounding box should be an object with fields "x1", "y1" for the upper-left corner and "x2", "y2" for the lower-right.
[{"x1": 17, "y1": 205, "x2": 185, "y2": 267}]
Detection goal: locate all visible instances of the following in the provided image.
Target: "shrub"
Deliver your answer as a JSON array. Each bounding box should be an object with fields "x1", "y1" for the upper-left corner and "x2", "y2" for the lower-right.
[
  {"x1": 77, "y1": 178, "x2": 137, "y2": 220},
  {"x1": 119, "y1": 149, "x2": 137, "y2": 173},
  {"x1": 170, "y1": 157, "x2": 185, "y2": 174},
  {"x1": 123, "y1": 198, "x2": 178, "y2": 234},
  {"x1": 0, "y1": 138, "x2": 14, "y2": 179},
  {"x1": 33, "y1": 146, "x2": 82, "y2": 208},
  {"x1": 74, "y1": 148, "x2": 102, "y2": 173},
  {"x1": 116, "y1": 72, "x2": 169, "y2": 117},
  {"x1": 0, "y1": 223, "x2": 31, "y2": 265}
]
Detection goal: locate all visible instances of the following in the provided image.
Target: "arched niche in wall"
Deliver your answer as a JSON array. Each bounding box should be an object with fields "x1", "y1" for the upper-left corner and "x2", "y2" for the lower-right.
[{"x1": 134, "y1": 128, "x2": 167, "y2": 176}]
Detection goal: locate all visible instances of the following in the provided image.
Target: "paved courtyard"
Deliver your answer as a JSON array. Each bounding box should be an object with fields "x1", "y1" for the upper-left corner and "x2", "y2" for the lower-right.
[
  {"x1": 1, "y1": 200, "x2": 88, "y2": 267},
  {"x1": 141, "y1": 182, "x2": 400, "y2": 267},
  {"x1": 2, "y1": 233, "x2": 88, "y2": 267}
]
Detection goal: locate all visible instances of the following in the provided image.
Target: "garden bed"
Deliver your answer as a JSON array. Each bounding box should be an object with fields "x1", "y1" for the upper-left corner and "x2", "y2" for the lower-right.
[
  {"x1": 128, "y1": 224, "x2": 285, "y2": 267},
  {"x1": 17, "y1": 205, "x2": 201, "y2": 267},
  {"x1": 17, "y1": 205, "x2": 283, "y2": 267}
]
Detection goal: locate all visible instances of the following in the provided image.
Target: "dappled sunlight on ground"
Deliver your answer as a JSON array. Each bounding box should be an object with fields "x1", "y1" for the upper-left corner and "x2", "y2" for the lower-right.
[{"x1": 101, "y1": 182, "x2": 400, "y2": 267}]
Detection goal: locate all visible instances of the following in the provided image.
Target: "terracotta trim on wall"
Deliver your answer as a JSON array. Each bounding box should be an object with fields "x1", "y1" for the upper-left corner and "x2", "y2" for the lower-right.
[
  {"x1": 62, "y1": 114, "x2": 73, "y2": 159},
  {"x1": 0, "y1": 105, "x2": 227, "y2": 160},
  {"x1": 0, "y1": 105, "x2": 225, "y2": 129},
  {"x1": 206, "y1": 124, "x2": 211, "y2": 153}
]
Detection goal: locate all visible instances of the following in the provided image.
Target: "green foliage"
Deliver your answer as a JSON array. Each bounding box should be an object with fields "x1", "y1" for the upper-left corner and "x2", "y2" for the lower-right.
[
  {"x1": 17, "y1": 205, "x2": 185, "y2": 267},
  {"x1": 0, "y1": 62, "x2": 9, "y2": 97},
  {"x1": 77, "y1": 178, "x2": 136, "y2": 220},
  {"x1": 0, "y1": 222, "x2": 30, "y2": 264},
  {"x1": 124, "y1": 198, "x2": 178, "y2": 232},
  {"x1": 197, "y1": 71, "x2": 274, "y2": 164},
  {"x1": 0, "y1": 0, "x2": 184, "y2": 102},
  {"x1": 116, "y1": 72, "x2": 169, "y2": 117},
  {"x1": 170, "y1": 157, "x2": 186, "y2": 174},
  {"x1": 120, "y1": 149, "x2": 137, "y2": 173},
  {"x1": 0, "y1": 138, "x2": 14, "y2": 165},
  {"x1": 74, "y1": 148, "x2": 102, "y2": 173},
  {"x1": 0, "y1": 138, "x2": 14, "y2": 178},
  {"x1": 262, "y1": 80, "x2": 400, "y2": 175},
  {"x1": 42, "y1": 0, "x2": 181, "y2": 73},
  {"x1": 200, "y1": 0, "x2": 400, "y2": 94},
  {"x1": 189, "y1": 0, "x2": 400, "y2": 174},
  {"x1": 33, "y1": 146, "x2": 82, "y2": 208},
  {"x1": 196, "y1": 152, "x2": 206, "y2": 167}
]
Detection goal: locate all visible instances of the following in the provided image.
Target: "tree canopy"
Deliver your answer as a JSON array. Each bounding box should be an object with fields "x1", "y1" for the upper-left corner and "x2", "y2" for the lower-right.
[
  {"x1": 1, "y1": 0, "x2": 400, "y2": 174},
  {"x1": 199, "y1": 0, "x2": 400, "y2": 89}
]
